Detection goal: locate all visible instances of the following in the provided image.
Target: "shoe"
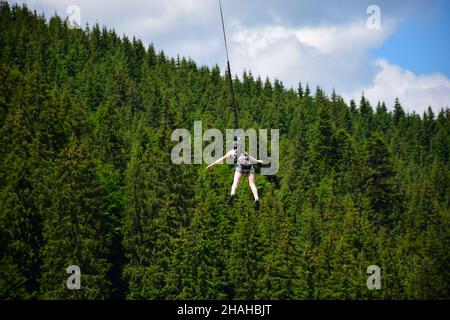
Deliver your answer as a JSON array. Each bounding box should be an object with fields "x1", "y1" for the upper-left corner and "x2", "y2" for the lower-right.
[
  {"x1": 255, "y1": 199, "x2": 260, "y2": 210},
  {"x1": 227, "y1": 194, "x2": 235, "y2": 205}
]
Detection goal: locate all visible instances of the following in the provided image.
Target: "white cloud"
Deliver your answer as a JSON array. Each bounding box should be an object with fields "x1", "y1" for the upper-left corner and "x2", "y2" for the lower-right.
[
  {"x1": 22, "y1": 0, "x2": 216, "y2": 37},
  {"x1": 21, "y1": 0, "x2": 221, "y2": 64},
  {"x1": 345, "y1": 59, "x2": 450, "y2": 114},
  {"x1": 228, "y1": 20, "x2": 449, "y2": 113},
  {"x1": 293, "y1": 22, "x2": 393, "y2": 55},
  {"x1": 115, "y1": 0, "x2": 216, "y2": 36},
  {"x1": 229, "y1": 20, "x2": 397, "y2": 93}
]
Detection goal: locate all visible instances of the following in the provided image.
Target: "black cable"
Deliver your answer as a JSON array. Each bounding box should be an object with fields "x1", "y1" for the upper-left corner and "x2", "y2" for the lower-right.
[{"x1": 219, "y1": 0, "x2": 239, "y2": 133}]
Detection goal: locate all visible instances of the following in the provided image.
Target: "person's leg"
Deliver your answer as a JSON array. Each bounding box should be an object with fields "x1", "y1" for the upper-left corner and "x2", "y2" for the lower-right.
[
  {"x1": 228, "y1": 170, "x2": 242, "y2": 205},
  {"x1": 248, "y1": 173, "x2": 259, "y2": 201},
  {"x1": 230, "y1": 170, "x2": 242, "y2": 195}
]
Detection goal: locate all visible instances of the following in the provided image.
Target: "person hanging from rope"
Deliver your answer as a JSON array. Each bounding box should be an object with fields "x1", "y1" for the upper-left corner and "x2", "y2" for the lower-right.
[
  {"x1": 211, "y1": 2, "x2": 264, "y2": 209},
  {"x1": 206, "y1": 140, "x2": 263, "y2": 210}
]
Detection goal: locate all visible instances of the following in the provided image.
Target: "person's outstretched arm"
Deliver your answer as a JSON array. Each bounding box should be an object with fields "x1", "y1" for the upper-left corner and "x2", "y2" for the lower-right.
[
  {"x1": 206, "y1": 150, "x2": 234, "y2": 170},
  {"x1": 245, "y1": 152, "x2": 264, "y2": 164}
]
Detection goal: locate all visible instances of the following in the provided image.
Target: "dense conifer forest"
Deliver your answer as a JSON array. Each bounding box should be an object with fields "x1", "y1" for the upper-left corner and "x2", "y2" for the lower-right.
[{"x1": 0, "y1": 2, "x2": 449, "y2": 299}]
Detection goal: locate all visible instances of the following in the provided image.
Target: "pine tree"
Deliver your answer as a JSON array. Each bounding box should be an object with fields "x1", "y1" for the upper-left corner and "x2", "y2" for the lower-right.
[
  {"x1": 39, "y1": 137, "x2": 112, "y2": 299},
  {"x1": 174, "y1": 170, "x2": 230, "y2": 299},
  {"x1": 228, "y1": 205, "x2": 266, "y2": 299},
  {"x1": 361, "y1": 133, "x2": 399, "y2": 227}
]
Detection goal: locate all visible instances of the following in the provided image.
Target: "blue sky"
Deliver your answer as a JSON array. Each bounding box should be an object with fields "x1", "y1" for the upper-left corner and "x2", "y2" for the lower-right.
[
  {"x1": 373, "y1": 0, "x2": 450, "y2": 78},
  {"x1": 9, "y1": 0, "x2": 450, "y2": 114}
]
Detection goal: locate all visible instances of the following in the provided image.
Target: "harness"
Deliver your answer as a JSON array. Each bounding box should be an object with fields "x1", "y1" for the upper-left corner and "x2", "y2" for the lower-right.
[{"x1": 234, "y1": 149, "x2": 253, "y2": 173}]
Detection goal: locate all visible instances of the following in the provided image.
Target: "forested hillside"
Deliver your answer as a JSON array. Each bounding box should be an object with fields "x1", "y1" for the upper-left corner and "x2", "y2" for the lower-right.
[{"x1": 0, "y1": 2, "x2": 449, "y2": 299}]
